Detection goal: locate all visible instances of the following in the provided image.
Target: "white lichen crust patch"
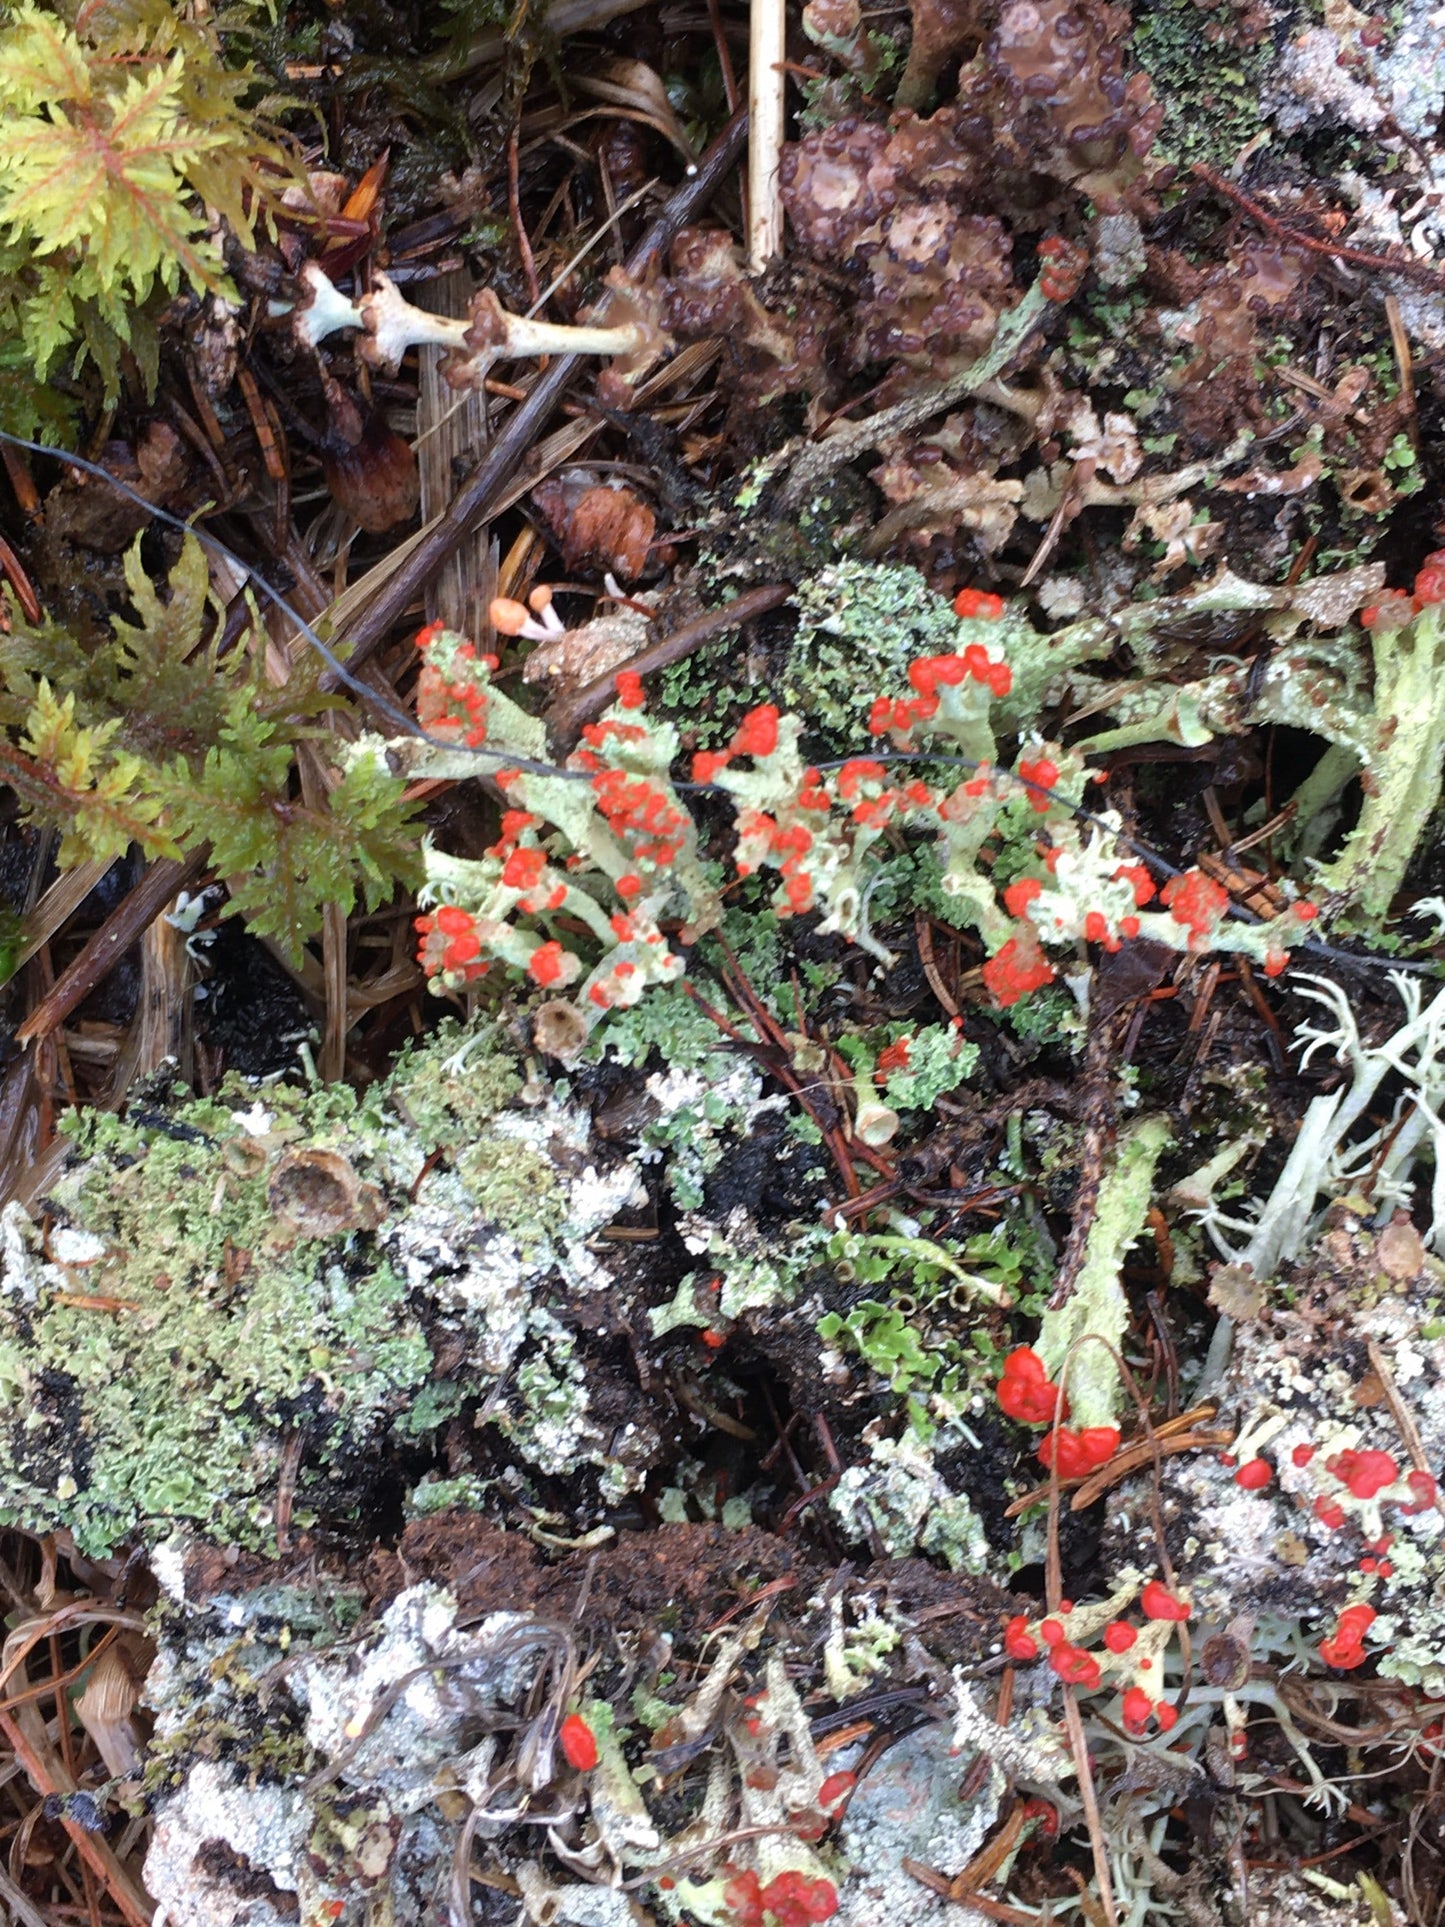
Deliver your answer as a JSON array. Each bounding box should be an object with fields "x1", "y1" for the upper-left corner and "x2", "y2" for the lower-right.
[
  {"x1": 0, "y1": 1019, "x2": 664, "y2": 1554},
  {"x1": 144, "y1": 1579, "x2": 575, "y2": 1926},
  {"x1": 1105, "y1": 1208, "x2": 1445, "y2": 1690}
]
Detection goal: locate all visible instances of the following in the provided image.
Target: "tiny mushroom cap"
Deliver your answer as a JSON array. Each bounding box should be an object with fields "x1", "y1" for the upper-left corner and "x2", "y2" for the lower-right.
[
  {"x1": 490, "y1": 597, "x2": 531, "y2": 636},
  {"x1": 489, "y1": 596, "x2": 558, "y2": 644}
]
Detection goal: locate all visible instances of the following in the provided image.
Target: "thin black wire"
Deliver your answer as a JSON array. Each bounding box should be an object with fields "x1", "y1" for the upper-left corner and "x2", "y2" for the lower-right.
[{"x1": 0, "y1": 428, "x2": 1433, "y2": 976}]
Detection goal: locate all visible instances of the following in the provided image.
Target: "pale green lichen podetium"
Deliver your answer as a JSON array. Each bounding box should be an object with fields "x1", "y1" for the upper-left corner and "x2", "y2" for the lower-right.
[
  {"x1": 1036, "y1": 1113, "x2": 1172, "y2": 1427},
  {"x1": 1310, "y1": 599, "x2": 1445, "y2": 917}
]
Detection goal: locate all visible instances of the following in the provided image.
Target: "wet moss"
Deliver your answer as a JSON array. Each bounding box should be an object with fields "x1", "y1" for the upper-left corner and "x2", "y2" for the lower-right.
[{"x1": 0, "y1": 1022, "x2": 639, "y2": 1555}]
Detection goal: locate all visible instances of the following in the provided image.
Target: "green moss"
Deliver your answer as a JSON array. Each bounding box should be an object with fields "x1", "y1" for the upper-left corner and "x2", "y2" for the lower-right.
[
  {"x1": 1130, "y1": 0, "x2": 1279, "y2": 169},
  {"x1": 0, "y1": 1020, "x2": 621, "y2": 1555},
  {"x1": 781, "y1": 560, "x2": 966, "y2": 749},
  {"x1": 372, "y1": 1018, "x2": 522, "y2": 1152},
  {"x1": 16, "y1": 1099, "x2": 423, "y2": 1551},
  {"x1": 586, "y1": 981, "x2": 734, "y2": 1071},
  {"x1": 456, "y1": 1133, "x2": 563, "y2": 1247}
]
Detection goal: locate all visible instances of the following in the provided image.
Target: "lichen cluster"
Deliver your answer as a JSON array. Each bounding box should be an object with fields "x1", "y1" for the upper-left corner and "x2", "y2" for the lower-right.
[{"x1": 0, "y1": 1022, "x2": 658, "y2": 1553}]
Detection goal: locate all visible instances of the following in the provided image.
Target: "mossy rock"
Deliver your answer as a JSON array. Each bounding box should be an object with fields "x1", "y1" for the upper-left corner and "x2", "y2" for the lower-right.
[{"x1": 0, "y1": 1022, "x2": 637, "y2": 1555}]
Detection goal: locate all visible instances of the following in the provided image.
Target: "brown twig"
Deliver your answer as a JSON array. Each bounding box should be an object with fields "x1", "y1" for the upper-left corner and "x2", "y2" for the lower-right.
[
  {"x1": 680, "y1": 976, "x2": 857, "y2": 1195},
  {"x1": 546, "y1": 582, "x2": 792, "y2": 741},
  {"x1": 915, "y1": 912, "x2": 961, "y2": 1019},
  {"x1": 328, "y1": 107, "x2": 749, "y2": 682},
  {"x1": 0, "y1": 1604, "x2": 153, "y2": 1927},
  {"x1": 1062, "y1": 1687, "x2": 1119, "y2": 1927},
  {"x1": 16, "y1": 848, "x2": 210, "y2": 1047},
  {"x1": 1385, "y1": 293, "x2": 1419, "y2": 450},
  {"x1": 706, "y1": 0, "x2": 740, "y2": 111},
  {"x1": 508, "y1": 126, "x2": 542, "y2": 311},
  {"x1": 1004, "y1": 1420, "x2": 1230, "y2": 1517},
  {"x1": 1191, "y1": 162, "x2": 1445, "y2": 291},
  {"x1": 0, "y1": 531, "x2": 41, "y2": 623},
  {"x1": 902, "y1": 1863, "x2": 1042, "y2": 1925},
  {"x1": 0, "y1": 1704, "x2": 154, "y2": 1927},
  {"x1": 721, "y1": 960, "x2": 866, "y2": 1197},
  {"x1": 1365, "y1": 1338, "x2": 1444, "y2": 1515}
]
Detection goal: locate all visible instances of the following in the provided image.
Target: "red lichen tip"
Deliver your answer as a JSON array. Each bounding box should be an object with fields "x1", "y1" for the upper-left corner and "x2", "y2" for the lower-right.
[
  {"x1": 731, "y1": 704, "x2": 781, "y2": 758},
  {"x1": 1319, "y1": 1603, "x2": 1376, "y2": 1671},
  {"x1": 1161, "y1": 869, "x2": 1229, "y2": 942},
  {"x1": 1121, "y1": 1685, "x2": 1154, "y2": 1736},
  {"x1": 527, "y1": 940, "x2": 575, "y2": 988},
  {"x1": 1403, "y1": 1470, "x2": 1439, "y2": 1512},
  {"x1": 559, "y1": 1712, "x2": 599, "y2": 1771},
  {"x1": 1326, "y1": 1448, "x2": 1398, "y2": 1500},
  {"x1": 1048, "y1": 1641, "x2": 1102, "y2": 1690},
  {"x1": 1140, "y1": 1579, "x2": 1190, "y2": 1622},
  {"x1": 876, "y1": 1036, "x2": 911, "y2": 1075},
  {"x1": 995, "y1": 1346, "x2": 1068, "y2": 1424},
  {"x1": 953, "y1": 587, "x2": 1005, "y2": 620},
  {"x1": 1016, "y1": 755, "x2": 1060, "y2": 812},
  {"x1": 983, "y1": 932, "x2": 1056, "y2": 1007},
  {"x1": 1036, "y1": 1425, "x2": 1119, "y2": 1481},
  {"x1": 692, "y1": 748, "x2": 731, "y2": 784},
  {"x1": 1022, "y1": 1797, "x2": 1059, "y2": 1838},
  {"x1": 1004, "y1": 1613, "x2": 1041, "y2": 1661}
]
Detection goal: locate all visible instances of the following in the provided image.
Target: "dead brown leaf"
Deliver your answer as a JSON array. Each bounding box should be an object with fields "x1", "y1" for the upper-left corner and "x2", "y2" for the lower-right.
[{"x1": 533, "y1": 477, "x2": 658, "y2": 579}]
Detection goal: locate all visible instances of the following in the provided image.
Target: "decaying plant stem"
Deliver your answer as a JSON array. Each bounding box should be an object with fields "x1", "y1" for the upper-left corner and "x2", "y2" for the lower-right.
[
  {"x1": 546, "y1": 582, "x2": 793, "y2": 740},
  {"x1": 747, "y1": 0, "x2": 787, "y2": 268}
]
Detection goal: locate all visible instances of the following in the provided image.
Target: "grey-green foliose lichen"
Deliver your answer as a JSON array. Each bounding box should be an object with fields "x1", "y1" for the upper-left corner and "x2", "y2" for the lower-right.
[{"x1": 0, "y1": 1020, "x2": 651, "y2": 1555}]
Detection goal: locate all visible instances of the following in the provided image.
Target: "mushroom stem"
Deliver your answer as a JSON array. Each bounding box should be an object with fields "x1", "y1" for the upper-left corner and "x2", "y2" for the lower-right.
[
  {"x1": 359, "y1": 274, "x2": 473, "y2": 367},
  {"x1": 497, "y1": 313, "x2": 647, "y2": 359},
  {"x1": 293, "y1": 262, "x2": 365, "y2": 347},
  {"x1": 356, "y1": 273, "x2": 652, "y2": 378},
  {"x1": 440, "y1": 286, "x2": 652, "y2": 384}
]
